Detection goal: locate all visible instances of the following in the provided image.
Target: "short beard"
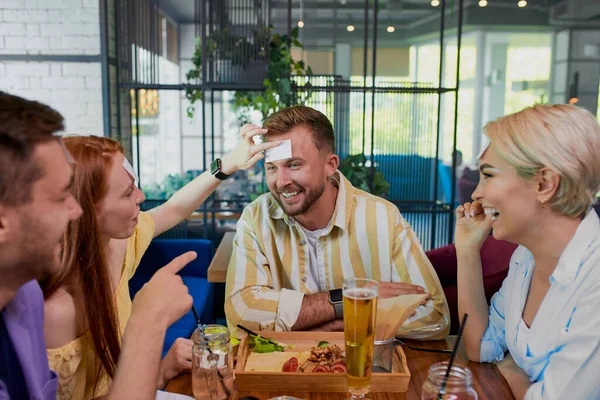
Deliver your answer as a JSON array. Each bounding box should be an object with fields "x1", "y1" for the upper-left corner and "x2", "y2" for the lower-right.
[
  {"x1": 272, "y1": 181, "x2": 325, "y2": 217},
  {"x1": 16, "y1": 211, "x2": 59, "y2": 282}
]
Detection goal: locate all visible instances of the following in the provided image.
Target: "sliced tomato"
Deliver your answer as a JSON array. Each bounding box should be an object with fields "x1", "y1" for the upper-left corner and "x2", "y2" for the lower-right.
[
  {"x1": 331, "y1": 362, "x2": 346, "y2": 373},
  {"x1": 282, "y1": 357, "x2": 298, "y2": 372},
  {"x1": 312, "y1": 365, "x2": 332, "y2": 373}
]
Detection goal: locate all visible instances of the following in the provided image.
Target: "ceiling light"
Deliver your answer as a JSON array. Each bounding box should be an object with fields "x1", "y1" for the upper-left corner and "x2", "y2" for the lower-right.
[
  {"x1": 478, "y1": 0, "x2": 488, "y2": 6},
  {"x1": 297, "y1": 20, "x2": 304, "y2": 28},
  {"x1": 431, "y1": 0, "x2": 440, "y2": 6},
  {"x1": 346, "y1": 24, "x2": 355, "y2": 32},
  {"x1": 517, "y1": 0, "x2": 527, "y2": 7},
  {"x1": 386, "y1": 25, "x2": 395, "y2": 33}
]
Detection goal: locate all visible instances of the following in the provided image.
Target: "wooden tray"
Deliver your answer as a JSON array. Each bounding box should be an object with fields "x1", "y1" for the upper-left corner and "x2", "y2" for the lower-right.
[{"x1": 234, "y1": 331, "x2": 410, "y2": 393}]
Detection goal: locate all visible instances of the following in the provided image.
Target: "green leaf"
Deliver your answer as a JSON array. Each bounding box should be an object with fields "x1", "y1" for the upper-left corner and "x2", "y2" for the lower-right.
[
  {"x1": 317, "y1": 341, "x2": 329, "y2": 348},
  {"x1": 252, "y1": 335, "x2": 285, "y2": 353}
]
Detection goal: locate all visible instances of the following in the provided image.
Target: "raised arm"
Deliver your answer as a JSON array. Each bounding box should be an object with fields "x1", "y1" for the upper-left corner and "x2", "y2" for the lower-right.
[
  {"x1": 392, "y1": 213, "x2": 451, "y2": 339},
  {"x1": 148, "y1": 125, "x2": 280, "y2": 237},
  {"x1": 455, "y1": 201, "x2": 498, "y2": 360}
]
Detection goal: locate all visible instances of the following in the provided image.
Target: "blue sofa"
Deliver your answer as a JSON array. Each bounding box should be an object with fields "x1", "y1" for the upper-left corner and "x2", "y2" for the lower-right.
[
  {"x1": 372, "y1": 154, "x2": 454, "y2": 203},
  {"x1": 129, "y1": 239, "x2": 215, "y2": 357}
]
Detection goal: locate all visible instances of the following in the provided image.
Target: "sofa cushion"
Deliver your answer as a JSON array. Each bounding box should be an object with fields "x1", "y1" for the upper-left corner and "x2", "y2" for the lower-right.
[
  {"x1": 426, "y1": 236, "x2": 518, "y2": 334},
  {"x1": 129, "y1": 239, "x2": 215, "y2": 357}
]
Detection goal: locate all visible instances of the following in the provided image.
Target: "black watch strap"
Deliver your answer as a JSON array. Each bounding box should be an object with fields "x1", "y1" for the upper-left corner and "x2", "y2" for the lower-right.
[{"x1": 210, "y1": 158, "x2": 230, "y2": 180}]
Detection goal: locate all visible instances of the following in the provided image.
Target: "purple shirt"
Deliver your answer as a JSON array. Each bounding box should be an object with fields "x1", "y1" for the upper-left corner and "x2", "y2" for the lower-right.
[{"x1": 0, "y1": 280, "x2": 57, "y2": 400}]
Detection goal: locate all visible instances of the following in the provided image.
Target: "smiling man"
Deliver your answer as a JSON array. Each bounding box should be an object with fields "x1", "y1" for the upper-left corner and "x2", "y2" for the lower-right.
[
  {"x1": 0, "y1": 92, "x2": 196, "y2": 400},
  {"x1": 225, "y1": 106, "x2": 449, "y2": 337}
]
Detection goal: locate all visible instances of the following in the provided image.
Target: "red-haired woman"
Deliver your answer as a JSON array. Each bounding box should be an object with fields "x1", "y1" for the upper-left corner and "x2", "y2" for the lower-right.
[{"x1": 41, "y1": 125, "x2": 277, "y2": 399}]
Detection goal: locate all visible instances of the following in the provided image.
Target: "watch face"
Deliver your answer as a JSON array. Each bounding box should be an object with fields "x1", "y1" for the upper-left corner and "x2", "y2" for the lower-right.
[
  {"x1": 330, "y1": 289, "x2": 343, "y2": 303},
  {"x1": 210, "y1": 158, "x2": 220, "y2": 175}
]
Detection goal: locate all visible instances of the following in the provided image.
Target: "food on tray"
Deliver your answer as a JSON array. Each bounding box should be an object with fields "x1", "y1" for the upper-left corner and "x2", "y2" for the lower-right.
[
  {"x1": 244, "y1": 341, "x2": 346, "y2": 373},
  {"x1": 245, "y1": 350, "x2": 311, "y2": 372},
  {"x1": 251, "y1": 334, "x2": 285, "y2": 353},
  {"x1": 282, "y1": 357, "x2": 298, "y2": 372}
]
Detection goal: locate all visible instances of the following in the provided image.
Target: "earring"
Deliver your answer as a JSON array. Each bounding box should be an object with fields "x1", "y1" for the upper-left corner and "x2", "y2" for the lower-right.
[{"x1": 541, "y1": 199, "x2": 547, "y2": 208}]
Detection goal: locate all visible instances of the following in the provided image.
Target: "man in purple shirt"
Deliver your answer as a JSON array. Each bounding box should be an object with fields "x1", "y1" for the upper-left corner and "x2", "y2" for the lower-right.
[{"x1": 0, "y1": 92, "x2": 195, "y2": 399}]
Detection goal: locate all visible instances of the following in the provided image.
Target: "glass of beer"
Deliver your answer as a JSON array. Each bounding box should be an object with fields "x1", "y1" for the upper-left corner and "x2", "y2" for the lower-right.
[{"x1": 343, "y1": 278, "x2": 379, "y2": 400}]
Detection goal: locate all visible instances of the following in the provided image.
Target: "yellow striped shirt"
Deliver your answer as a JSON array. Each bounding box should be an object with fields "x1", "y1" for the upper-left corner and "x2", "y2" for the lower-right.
[{"x1": 225, "y1": 172, "x2": 450, "y2": 338}]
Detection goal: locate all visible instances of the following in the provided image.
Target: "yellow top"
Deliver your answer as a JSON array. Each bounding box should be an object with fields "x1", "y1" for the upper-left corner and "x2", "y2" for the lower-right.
[
  {"x1": 47, "y1": 211, "x2": 155, "y2": 400},
  {"x1": 225, "y1": 171, "x2": 450, "y2": 337}
]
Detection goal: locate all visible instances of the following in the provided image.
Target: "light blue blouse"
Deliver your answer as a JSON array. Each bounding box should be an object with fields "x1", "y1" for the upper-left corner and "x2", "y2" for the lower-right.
[{"x1": 480, "y1": 209, "x2": 600, "y2": 400}]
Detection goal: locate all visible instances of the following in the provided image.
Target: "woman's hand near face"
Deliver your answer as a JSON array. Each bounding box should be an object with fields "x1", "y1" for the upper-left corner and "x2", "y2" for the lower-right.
[
  {"x1": 455, "y1": 201, "x2": 494, "y2": 361},
  {"x1": 454, "y1": 200, "x2": 493, "y2": 252},
  {"x1": 220, "y1": 124, "x2": 281, "y2": 175}
]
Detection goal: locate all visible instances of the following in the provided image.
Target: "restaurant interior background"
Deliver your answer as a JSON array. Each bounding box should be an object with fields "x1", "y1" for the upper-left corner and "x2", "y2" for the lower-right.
[{"x1": 1, "y1": 0, "x2": 599, "y2": 251}]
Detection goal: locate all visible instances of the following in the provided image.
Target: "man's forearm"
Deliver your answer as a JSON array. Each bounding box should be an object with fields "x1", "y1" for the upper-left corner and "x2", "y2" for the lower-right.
[
  {"x1": 309, "y1": 319, "x2": 344, "y2": 332},
  {"x1": 292, "y1": 292, "x2": 336, "y2": 331},
  {"x1": 108, "y1": 314, "x2": 166, "y2": 399}
]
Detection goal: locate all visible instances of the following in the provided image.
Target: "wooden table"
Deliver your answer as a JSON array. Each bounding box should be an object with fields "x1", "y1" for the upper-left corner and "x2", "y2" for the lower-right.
[
  {"x1": 207, "y1": 231, "x2": 236, "y2": 283},
  {"x1": 166, "y1": 336, "x2": 514, "y2": 399}
]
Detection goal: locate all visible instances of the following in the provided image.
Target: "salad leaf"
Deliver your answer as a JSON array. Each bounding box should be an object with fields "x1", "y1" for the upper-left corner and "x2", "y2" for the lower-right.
[{"x1": 252, "y1": 335, "x2": 285, "y2": 353}]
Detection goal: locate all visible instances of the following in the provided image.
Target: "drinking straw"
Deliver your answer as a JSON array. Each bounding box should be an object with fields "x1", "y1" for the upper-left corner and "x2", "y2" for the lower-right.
[
  {"x1": 191, "y1": 305, "x2": 201, "y2": 326},
  {"x1": 194, "y1": 311, "x2": 231, "y2": 398},
  {"x1": 237, "y1": 324, "x2": 282, "y2": 347},
  {"x1": 436, "y1": 313, "x2": 469, "y2": 400}
]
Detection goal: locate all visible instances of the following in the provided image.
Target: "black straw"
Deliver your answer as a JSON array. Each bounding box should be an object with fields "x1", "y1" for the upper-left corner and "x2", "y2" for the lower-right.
[
  {"x1": 437, "y1": 313, "x2": 469, "y2": 400},
  {"x1": 237, "y1": 324, "x2": 281, "y2": 346},
  {"x1": 191, "y1": 305, "x2": 201, "y2": 326},
  {"x1": 194, "y1": 312, "x2": 231, "y2": 398}
]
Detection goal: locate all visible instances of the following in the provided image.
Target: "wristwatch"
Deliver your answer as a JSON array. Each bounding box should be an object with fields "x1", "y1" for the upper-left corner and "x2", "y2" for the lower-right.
[
  {"x1": 210, "y1": 158, "x2": 230, "y2": 181},
  {"x1": 328, "y1": 288, "x2": 344, "y2": 319}
]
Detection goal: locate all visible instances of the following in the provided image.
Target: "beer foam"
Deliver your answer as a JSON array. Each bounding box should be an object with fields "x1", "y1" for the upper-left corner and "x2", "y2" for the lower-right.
[{"x1": 344, "y1": 287, "x2": 377, "y2": 300}]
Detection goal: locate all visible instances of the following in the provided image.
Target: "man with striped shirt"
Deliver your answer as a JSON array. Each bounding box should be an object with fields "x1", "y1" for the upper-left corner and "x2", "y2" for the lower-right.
[{"x1": 225, "y1": 106, "x2": 450, "y2": 337}]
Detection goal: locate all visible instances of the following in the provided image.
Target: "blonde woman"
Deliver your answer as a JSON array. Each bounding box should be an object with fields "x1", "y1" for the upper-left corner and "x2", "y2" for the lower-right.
[{"x1": 455, "y1": 104, "x2": 600, "y2": 399}]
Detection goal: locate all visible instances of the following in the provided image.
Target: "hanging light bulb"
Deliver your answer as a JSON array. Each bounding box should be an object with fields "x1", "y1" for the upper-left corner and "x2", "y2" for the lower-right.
[
  {"x1": 346, "y1": 24, "x2": 355, "y2": 32},
  {"x1": 297, "y1": 20, "x2": 304, "y2": 28},
  {"x1": 386, "y1": 25, "x2": 395, "y2": 33},
  {"x1": 517, "y1": 0, "x2": 527, "y2": 7},
  {"x1": 478, "y1": 0, "x2": 488, "y2": 6},
  {"x1": 431, "y1": 0, "x2": 440, "y2": 6}
]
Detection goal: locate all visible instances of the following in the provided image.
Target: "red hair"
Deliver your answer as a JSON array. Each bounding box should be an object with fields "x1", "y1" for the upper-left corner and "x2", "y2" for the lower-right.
[{"x1": 41, "y1": 136, "x2": 124, "y2": 385}]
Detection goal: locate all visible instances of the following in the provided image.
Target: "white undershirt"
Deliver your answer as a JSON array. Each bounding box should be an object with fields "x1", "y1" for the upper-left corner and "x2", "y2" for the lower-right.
[{"x1": 297, "y1": 224, "x2": 329, "y2": 292}]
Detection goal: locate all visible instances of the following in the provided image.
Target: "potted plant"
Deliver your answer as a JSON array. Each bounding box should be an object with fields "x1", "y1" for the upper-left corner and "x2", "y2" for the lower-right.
[
  {"x1": 338, "y1": 154, "x2": 391, "y2": 198},
  {"x1": 233, "y1": 26, "x2": 313, "y2": 125},
  {"x1": 185, "y1": 26, "x2": 313, "y2": 124},
  {"x1": 142, "y1": 170, "x2": 202, "y2": 200},
  {"x1": 185, "y1": 28, "x2": 269, "y2": 118}
]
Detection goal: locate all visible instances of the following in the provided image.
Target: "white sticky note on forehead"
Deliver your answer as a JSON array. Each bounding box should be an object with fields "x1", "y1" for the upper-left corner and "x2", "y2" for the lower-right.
[
  {"x1": 477, "y1": 139, "x2": 490, "y2": 160},
  {"x1": 122, "y1": 157, "x2": 139, "y2": 182},
  {"x1": 265, "y1": 139, "x2": 292, "y2": 163}
]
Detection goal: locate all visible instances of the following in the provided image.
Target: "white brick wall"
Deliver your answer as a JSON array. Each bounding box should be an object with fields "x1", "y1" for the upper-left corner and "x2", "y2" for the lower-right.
[
  {"x1": 0, "y1": 0, "x2": 103, "y2": 136},
  {"x1": 1, "y1": 1, "x2": 99, "y2": 55},
  {"x1": 0, "y1": 61, "x2": 104, "y2": 135}
]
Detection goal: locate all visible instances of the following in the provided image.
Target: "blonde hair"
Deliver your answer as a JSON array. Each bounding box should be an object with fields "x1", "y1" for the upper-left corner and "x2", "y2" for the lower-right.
[{"x1": 484, "y1": 104, "x2": 600, "y2": 217}]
